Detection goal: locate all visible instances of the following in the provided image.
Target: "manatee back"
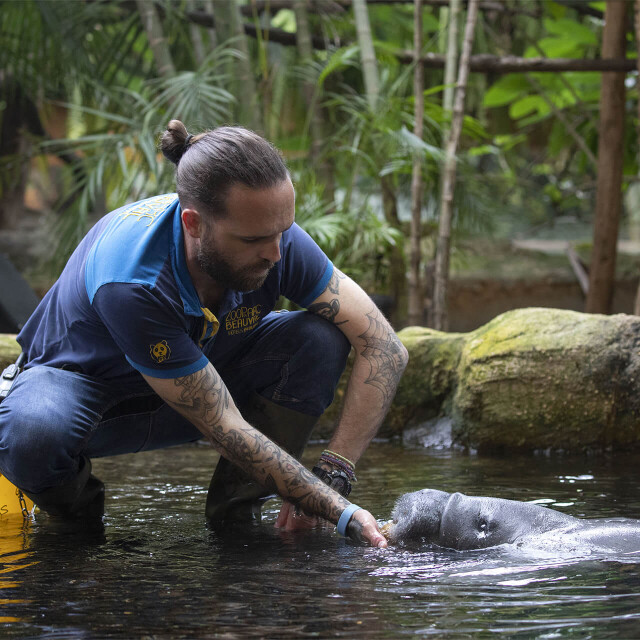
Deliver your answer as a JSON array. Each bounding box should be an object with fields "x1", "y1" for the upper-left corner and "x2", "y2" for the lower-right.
[{"x1": 548, "y1": 518, "x2": 640, "y2": 554}]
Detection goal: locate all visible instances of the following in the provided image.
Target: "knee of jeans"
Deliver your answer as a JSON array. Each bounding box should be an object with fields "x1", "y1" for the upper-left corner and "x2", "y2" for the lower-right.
[
  {"x1": 0, "y1": 403, "x2": 77, "y2": 492},
  {"x1": 293, "y1": 313, "x2": 351, "y2": 377}
]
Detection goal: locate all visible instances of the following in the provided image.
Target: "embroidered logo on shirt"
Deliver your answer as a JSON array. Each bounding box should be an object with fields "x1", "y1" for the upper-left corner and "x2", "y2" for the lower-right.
[
  {"x1": 120, "y1": 195, "x2": 176, "y2": 227},
  {"x1": 225, "y1": 305, "x2": 262, "y2": 336},
  {"x1": 150, "y1": 340, "x2": 172, "y2": 363}
]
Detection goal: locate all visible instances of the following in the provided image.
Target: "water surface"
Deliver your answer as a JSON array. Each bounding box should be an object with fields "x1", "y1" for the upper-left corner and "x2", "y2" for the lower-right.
[{"x1": 1, "y1": 443, "x2": 640, "y2": 638}]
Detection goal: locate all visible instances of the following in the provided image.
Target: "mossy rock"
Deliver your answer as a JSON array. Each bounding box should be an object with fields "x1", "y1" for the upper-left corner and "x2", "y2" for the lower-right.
[{"x1": 451, "y1": 308, "x2": 640, "y2": 452}]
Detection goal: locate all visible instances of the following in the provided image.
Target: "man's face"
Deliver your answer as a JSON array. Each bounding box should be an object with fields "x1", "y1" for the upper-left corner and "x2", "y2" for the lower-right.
[{"x1": 197, "y1": 179, "x2": 295, "y2": 292}]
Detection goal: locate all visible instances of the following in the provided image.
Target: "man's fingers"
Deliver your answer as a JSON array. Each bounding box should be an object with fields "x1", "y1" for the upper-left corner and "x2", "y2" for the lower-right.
[
  {"x1": 275, "y1": 500, "x2": 293, "y2": 528},
  {"x1": 348, "y1": 510, "x2": 388, "y2": 548},
  {"x1": 275, "y1": 500, "x2": 317, "y2": 531}
]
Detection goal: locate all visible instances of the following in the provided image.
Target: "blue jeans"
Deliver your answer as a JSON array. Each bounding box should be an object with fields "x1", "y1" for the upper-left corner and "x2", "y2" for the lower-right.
[{"x1": 0, "y1": 311, "x2": 350, "y2": 494}]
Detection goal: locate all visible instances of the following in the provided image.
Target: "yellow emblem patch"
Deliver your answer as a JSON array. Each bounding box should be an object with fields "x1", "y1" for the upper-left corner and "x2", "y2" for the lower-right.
[{"x1": 150, "y1": 340, "x2": 171, "y2": 364}]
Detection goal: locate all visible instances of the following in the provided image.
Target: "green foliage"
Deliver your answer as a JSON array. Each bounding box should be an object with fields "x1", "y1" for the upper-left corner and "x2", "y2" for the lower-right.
[
  {"x1": 38, "y1": 44, "x2": 239, "y2": 272},
  {"x1": 1, "y1": 0, "x2": 634, "y2": 295}
]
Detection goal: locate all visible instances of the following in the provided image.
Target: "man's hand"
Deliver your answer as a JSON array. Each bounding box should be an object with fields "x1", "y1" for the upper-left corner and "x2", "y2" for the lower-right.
[
  {"x1": 347, "y1": 509, "x2": 388, "y2": 548},
  {"x1": 276, "y1": 500, "x2": 388, "y2": 548},
  {"x1": 275, "y1": 499, "x2": 318, "y2": 531}
]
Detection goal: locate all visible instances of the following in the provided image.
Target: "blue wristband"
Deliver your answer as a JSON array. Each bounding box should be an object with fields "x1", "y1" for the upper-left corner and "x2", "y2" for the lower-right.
[{"x1": 337, "y1": 504, "x2": 362, "y2": 536}]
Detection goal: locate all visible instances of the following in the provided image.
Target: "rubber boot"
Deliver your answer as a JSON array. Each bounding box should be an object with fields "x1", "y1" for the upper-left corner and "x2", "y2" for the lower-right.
[
  {"x1": 23, "y1": 456, "x2": 105, "y2": 521},
  {"x1": 206, "y1": 392, "x2": 318, "y2": 524}
]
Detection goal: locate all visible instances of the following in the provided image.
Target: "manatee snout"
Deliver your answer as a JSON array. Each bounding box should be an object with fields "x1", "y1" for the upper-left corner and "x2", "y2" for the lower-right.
[{"x1": 388, "y1": 489, "x2": 450, "y2": 544}]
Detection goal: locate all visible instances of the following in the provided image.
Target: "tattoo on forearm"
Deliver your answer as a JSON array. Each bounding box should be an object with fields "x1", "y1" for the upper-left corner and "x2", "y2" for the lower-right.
[
  {"x1": 167, "y1": 366, "x2": 351, "y2": 522},
  {"x1": 327, "y1": 269, "x2": 346, "y2": 295},
  {"x1": 210, "y1": 422, "x2": 351, "y2": 522},
  {"x1": 359, "y1": 306, "x2": 407, "y2": 406},
  {"x1": 309, "y1": 269, "x2": 348, "y2": 325},
  {"x1": 169, "y1": 367, "x2": 229, "y2": 427}
]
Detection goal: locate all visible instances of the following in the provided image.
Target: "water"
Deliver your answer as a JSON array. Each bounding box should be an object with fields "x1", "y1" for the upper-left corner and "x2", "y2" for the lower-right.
[{"x1": 2, "y1": 443, "x2": 640, "y2": 638}]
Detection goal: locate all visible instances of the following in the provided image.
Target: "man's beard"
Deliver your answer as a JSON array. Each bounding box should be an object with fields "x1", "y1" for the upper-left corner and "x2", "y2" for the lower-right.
[{"x1": 197, "y1": 243, "x2": 275, "y2": 292}]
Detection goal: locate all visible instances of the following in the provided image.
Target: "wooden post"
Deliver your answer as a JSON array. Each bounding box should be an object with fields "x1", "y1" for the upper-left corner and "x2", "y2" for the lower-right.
[{"x1": 585, "y1": 0, "x2": 628, "y2": 314}]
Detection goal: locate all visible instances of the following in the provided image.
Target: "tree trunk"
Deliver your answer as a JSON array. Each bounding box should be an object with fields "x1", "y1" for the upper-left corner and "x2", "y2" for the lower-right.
[
  {"x1": 432, "y1": 0, "x2": 479, "y2": 331},
  {"x1": 226, "y1": 0, "x2": 260, "y2": 130},
  {"x1": 351, "y1": 0, "x2": 403, "y2": 318},
  {"x1": 381, "y1": 175, "x2": 405, "y2": 323},
  {"x1": 293, "y1": 0, "x2": 335, "y2": 205},
  {"x1": 352, "y1": 0, "x2": 379, "y2": 110},
  {"x1": 408, "y1": 0, "x2": 425, "y2": 327},
  {"x1": 442, "y1": 0, "x2": 460, "y2": 126},
  {"x1": 585, "y1": 0, "x2": 627, "y2": 314},
  {"x1": 136, "y1": 0, "x2": 175, "y2": 78},
  {"x1": 187, "y1": 0, "x2": 206, "y2": 65},
  {"x1": 634, "y1": 0, "x2": 640, "y2": 316},
  {"x1": 202, "y1": 0, "x2": 218, "y2": 49}
]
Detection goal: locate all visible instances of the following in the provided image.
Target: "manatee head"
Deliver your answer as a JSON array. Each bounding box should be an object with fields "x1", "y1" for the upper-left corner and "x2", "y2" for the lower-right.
[
  {"x1": 439, "y1": 492, "x2": 577, "y2": 550},
  {"x1": 388, "y1": 489, "x2": 451, "y2": 544},
  {"x1": 388, "y1": 489, "x2": 578, "y2": 550}
]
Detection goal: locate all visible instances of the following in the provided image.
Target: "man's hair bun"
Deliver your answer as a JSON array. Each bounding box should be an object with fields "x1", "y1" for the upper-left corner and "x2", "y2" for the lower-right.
[{"x1": 160, "y1": 119, "x2": 191, "y2": 166}]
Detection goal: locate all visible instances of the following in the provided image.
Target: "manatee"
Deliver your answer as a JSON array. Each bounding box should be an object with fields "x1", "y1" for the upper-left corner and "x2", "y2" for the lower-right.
[{"x1": 386, "y1": 489, "x2": 640, "y2": 554}]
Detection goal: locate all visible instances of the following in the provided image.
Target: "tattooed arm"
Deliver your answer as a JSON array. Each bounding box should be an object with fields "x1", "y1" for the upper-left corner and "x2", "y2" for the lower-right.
[
  {"x1": 309, "y1": 268, "x2": 409, "y2": 462},
  {"x1": 140, "y1": 365, "x2": 387, "y2": 547}
]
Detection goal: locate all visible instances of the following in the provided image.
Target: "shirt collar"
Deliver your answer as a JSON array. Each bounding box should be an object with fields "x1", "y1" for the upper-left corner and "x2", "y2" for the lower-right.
[{"x1": 171, "y1": 201, "x2": 203, "y2": 316}]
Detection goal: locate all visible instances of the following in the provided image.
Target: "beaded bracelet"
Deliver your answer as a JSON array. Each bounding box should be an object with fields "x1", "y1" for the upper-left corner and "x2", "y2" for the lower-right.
[{"x1": 320, "y1": 449, "x2": 357, "y2": 481}]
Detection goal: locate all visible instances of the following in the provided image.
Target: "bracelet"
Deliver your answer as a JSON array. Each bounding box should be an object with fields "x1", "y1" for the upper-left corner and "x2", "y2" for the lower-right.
[
  {"x1": 337, "y1": 504, "x2": 362, "y2": 536},
  {"x1": 312, "y1": 465, "x2": 352, "y2": 497},
  {"x1": 320, "y1": 450, "x2": 357, "y2": 481}
]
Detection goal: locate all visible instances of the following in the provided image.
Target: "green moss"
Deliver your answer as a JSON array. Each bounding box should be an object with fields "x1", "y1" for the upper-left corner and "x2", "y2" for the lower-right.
[{"x1": 451, "y1": 309, "x2": 640, "y2": 451}]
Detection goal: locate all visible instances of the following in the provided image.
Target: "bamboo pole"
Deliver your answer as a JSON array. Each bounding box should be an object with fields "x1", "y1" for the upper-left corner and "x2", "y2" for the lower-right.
[
  {"x1": 408, "y1": 0, "x2": 424, "y2": 326},
  {"x1": 634, "y1": 0, "x2": 640, "y2": 316},
  {"x1": 352, "y1": 0, "x2": 379, "y2": 110},
  {"x1": 432, "y1": 0, "x2": 479, "y2": 330},
  {"x1": 136, "y1": 0, "x2": 175, "y2": 78}
]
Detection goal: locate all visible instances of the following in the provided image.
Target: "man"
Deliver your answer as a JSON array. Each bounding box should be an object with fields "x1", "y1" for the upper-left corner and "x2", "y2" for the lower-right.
[{"x1": 0, "y1": 121, "x2": 408, "y2": 546}]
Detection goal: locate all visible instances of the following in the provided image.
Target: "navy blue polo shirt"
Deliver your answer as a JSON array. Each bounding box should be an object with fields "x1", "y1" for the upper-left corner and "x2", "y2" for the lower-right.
[{"x1": 18, "y1": 194, "x2": 333, "y2": 384}]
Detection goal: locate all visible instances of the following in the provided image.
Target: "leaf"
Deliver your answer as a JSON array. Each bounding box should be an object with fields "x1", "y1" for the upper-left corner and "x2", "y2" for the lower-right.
[
  {"x1": 317, "y1": 46, "x2": 360, "y2": 87},
  {"x1": 423, "y1": 12, "x2": 440, "y2": 32},
  {"x1": 527, "y1": 37, "x2": 583, "y2": 60},
  {"x1": 483, "y1": 75, "x2": 529, "y2": 108},
  {"x1": 510, "y1": 95, "x2": 550, "y2": 119},
  {"x1": 468, "y1": 145, "x2": 499, "y2": 157},
  {"x1": 396, "y1": 126, "x2": 445, "y2": 159},
  {"x1": 272, "y1": 9, "x2": 296, "y2": 33},
  {"x1": 543, "y1": 18, "x2": 598, "y2": 46}
]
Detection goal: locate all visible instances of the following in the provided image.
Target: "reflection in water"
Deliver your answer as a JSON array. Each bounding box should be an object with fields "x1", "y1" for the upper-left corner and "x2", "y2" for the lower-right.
[
  {"x1": 0, "y1": 516, "x2": 36, "y2": 624},
  {"x1": 0, "y1": 443, "x2": 639, "y2": 637}
]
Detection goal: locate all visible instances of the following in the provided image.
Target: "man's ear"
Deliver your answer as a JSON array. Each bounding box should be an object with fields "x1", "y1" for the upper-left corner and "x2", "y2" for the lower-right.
[{"x1": 182, "y1": 208, "x2": 203, "y2": 239}]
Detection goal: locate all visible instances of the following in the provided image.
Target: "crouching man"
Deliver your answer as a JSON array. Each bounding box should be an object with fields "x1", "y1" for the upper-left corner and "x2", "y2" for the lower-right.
[{"x1": 0, "y1": 120, "x2": 408, "y2": 546}]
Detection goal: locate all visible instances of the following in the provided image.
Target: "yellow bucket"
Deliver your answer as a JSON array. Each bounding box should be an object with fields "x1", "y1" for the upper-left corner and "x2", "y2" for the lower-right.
[{"x1": 0, "y1": 474, "x2": 34, "y2": 518}]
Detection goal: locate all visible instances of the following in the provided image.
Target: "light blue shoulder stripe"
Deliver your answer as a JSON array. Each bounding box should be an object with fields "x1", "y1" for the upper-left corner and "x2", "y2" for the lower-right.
[
  {"x1": 299, "y1": 260, "x2": 334, "y2": 308},
  {"x1": 126, "y1": 353, "x2": 209, "y2": 379},
  {"x1": 85, "y1": 195, "x2": 178, "y2": 303}
]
